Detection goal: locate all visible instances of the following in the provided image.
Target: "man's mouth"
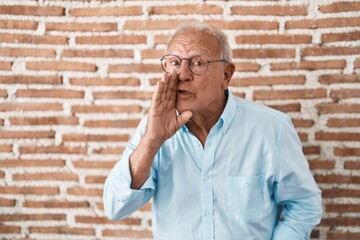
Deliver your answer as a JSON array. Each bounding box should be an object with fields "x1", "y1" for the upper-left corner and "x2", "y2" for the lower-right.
[{"x1": 178, "y1": 89, "x2": 192, "y2": 94}]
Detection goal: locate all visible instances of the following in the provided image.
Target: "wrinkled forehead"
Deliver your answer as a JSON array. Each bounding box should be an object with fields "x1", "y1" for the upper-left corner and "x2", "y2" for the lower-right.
[{"x1": 167, "y1": 30, "x2": 221, "y2": 57}]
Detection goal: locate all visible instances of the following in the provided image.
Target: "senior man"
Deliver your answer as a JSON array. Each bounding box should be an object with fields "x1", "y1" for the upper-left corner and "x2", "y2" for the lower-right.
[{"x1": 103, "y1": 22, "x2": 322, "y2": 240}]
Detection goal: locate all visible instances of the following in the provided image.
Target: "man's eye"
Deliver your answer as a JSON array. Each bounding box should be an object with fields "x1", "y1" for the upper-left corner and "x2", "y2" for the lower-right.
[
  {"x1": 193, "y1": 60, "x2": 205, "y2": 67},
  {"x1": 170, "y1": 60, "x2": 180, "y2": 66}
]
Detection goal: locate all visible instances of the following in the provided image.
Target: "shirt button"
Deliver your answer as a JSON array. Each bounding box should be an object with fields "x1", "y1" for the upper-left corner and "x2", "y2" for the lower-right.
[
  {"x1": 204, "y1": 176, "x2": 209, "y2": 181},
  {"x1": 205, "y1": 209, "x2": 211, "y2": 215}
]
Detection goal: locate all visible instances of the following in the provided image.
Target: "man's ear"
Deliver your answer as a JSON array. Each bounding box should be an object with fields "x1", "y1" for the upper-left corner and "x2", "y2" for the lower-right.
[{"x1": 222, "y1": 62, "x2": 235, "y2": 89}]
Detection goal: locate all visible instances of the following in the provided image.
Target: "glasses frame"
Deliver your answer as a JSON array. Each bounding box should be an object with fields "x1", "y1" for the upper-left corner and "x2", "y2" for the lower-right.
[{"x1": 160, "y1": 54, "x2": 227, "y2": 76}]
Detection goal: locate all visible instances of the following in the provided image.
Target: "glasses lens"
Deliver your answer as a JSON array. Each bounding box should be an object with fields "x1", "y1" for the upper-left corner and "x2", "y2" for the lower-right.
[
  {"x1": 161, "y1": 55, "x2": 181, "y2": 73},
  {"x1": 189, "y1": 57, "x2": 208, "y2": 75}
]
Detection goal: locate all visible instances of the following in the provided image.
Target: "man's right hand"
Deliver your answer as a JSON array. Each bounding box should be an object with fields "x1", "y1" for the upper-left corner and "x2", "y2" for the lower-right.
[
  {"x1": 128, "y1": 71, "x2": 192, "y2": 189},
  {"x1": 145, "y1": 70, "x2": 193, "y2": 146}
]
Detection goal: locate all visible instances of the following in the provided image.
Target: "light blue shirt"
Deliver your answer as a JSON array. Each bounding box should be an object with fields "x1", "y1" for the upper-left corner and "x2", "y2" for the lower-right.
[{"x1": 103, "y1": 91, "x2": 322, "y2": 240}]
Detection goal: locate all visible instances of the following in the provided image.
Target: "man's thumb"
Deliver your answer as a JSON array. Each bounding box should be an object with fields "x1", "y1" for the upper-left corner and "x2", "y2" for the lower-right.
[{"x1": 177, "y1": 111, "x2": 193, "y2": 127}]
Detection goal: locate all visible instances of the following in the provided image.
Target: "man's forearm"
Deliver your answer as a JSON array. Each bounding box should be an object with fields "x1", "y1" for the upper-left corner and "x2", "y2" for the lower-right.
[{"x1": 129, "y1": 133, "x2": 163, "y2": 189}]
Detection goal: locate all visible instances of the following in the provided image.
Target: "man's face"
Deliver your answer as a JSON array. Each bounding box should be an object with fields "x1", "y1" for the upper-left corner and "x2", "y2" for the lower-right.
[{"x1": 167, "y1": 30, "x2": 231, "y2": 117}]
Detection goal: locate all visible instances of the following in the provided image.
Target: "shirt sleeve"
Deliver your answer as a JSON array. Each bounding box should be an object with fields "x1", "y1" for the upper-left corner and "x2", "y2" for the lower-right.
[
  {"x1": 272, "y1": 116, "x2": 322, "y2": 240},
  {"x1": 103, "y1": 116, "x2": 156, "y2": 221}
]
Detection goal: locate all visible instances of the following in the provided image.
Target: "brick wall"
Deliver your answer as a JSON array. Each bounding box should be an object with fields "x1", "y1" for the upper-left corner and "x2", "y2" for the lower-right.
[{"x1": 0, "y1": 0, "x2": 359, "y2": 239}]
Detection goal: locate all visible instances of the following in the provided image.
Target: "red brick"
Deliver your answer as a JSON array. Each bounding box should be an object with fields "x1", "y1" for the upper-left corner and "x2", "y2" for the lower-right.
[
  {"x1": 0, "y1": 19, "x2": 37, "y2": 30},
  {"x1": 335, "y1": 148, "x2": 360, "y2": 156},
  {"x1": 0, "y1": 186, "x2": 59, "y2": 195},
  {"x1": 141, "y1": 49, "x2": 164, "y2": 59},
  {"x1": 67, "y1": 187, "x2": 102, "y2": 196},
  {"x1": 10, "y1": 117, "x2": 79, "y2": 125},
  {"x1": 355, "y1": 58, "x2": 360, "y2": 69},
  {"x1": 102, "y1": 229, "x2": 153, "y2": 238},
  {"x1": 235, "y1": 34, "x2": 311, "y2": 44},
  {"x1": 76, "y1": 35, "x2": 146, "y2": 45},
  {"x1": 29, "y1": 226, "x2": 95, "y2": 235},
  {"x1": 0, "y1": 61, "x2": 12, "y2": 70},
  {"x1": 327, "y1": 231, "x2": 360, "y2": 240},
  {"x1": 72, "y1": 160, "x2": 116, "y2": 169},
  {"x1": 0, "y1": 75, "x2": 61, "y2": 84},
  {"x1": 331, "y1": 89, "x2": 360, "y2": 99},
  {"x1": 231, "y1": 5, "x2": 307, "y2": 16},
  {"x1": 149, "y1": 5, "x2": 223, "y2": 15},
  {"x1": 328, "y1": 118, "x2": 360, "y2": 128},
  {"x1": 85, "y1": 175, "x2": 106, "y2": 184},
  {"x1": 206, "y1": 20, "x2": 279, "y2": 30},
  {"x1": 0, "y1": 145, "x2": 11, "y2": 152},
  {"x1": 231, "y1": 75, "x2": 305, "y2": 86},
  {"x1": 322, "y1": 188, "x2": 360, "y2": 198},
  {"x1": 0, "y1": 33, "x2": 67, "y2": 45},
  {"x1": 0, "y1": 5, "x2": 64, "y2": 16},
  {"x1": 319, "y1": 2, "x2": 360, "y2": 13},
  {"x1": 268, "y1": 103, "x2": 301, "y2": 112},
  {"x1": 24, "y1": 200, "x2": 89, "y2": 208},
  {"x1": 322, "y1": 31, "x2": 360, "y2": 43},
  {"x1": 0, "y1": 159, "x2": 65, "y2": 168},
  {"x1": 303, "y1": 146, "x2": 321, "y2": 155},
  {"x1": 125, "y1": 20, "x2": 195, "y2": 30},
  {"x1": 93, "y1": 91, "x2": 153, "y2": 100},
  {"x1": 298, "y1": 132, "x2": 308, "y2": 142},
  {"x1": 13, "y1": 172, "x2": 78, "y2": 181},
  {"x1": 26, "y1": 61, "x2": 97, "y2": 72},
  {"x1": 292, "y1": 119, "x2": 314, "y2": 128},
  {"x1": 326, "y1": 204, "x2": 360, "y2": 212},
  {"x1": 315, "y1": 132, "x2": 360, "y2": 141},
  {"x1": 233, "y1": 48, "x2": 295, "y2": 59},
  {"x1": 0, "y1": 102, "x2": 62, "y2": 112},
  {"x1": 76, "y1": 215, "x2": 141, "y2": 225},
  {"x1": 286, "y1": 17, "x2": 360, "y2": 29},
  {"x1": 0, "y1": 47, "x2": 55, "y2": 57},
  {"x1": 316, "y1": 103, "x2": 360, "y2": 113},
  {"x1": 253, "y1": 89, "x2": 326, "y2": 100},
  {"x1": 46, "y1": 22, "x2": 117, "y2": 32},
  {"x1": 19, "y1": 146, "x2": 87, "y2": 154},
  {"x1": 315, "y1": 174, "x2": 360, "y2": 184},
  {"x1": 0, "y1": 130, "x2": 54, "y2": 139},
  {"x1": 303, "y1": 46, "x2": 360, "y2": 56},
  {"x1": 93, "y1": 147, "x2": 124, "y2": 155},
  {"x1": 62, "y1": 49, "x2": 133, "y2": 58},
  {"x1": 233, "y1": 62, "x2": 261, "y2": 72},
  {"x1": 62, "y1": 134, "x2": 129, "y2": 142},
  {"x1": 0, "y1": 225, "x2": 21, "y2": 234},
  {"x1": 108, "y1": 63, "x2": 161, "y2": 73},
  {"x1": 309, "y1": 160, "x2": 335, "y2": 169},
  {"x1": 320, "y1": 217, "x2": 360, "y2": 227},
  {"x1": 271, "y1": 60, "x2": 346, "y2": 71},
  {"x1": 71, "y1": 104, "x2": 141, "y2": 113},
  {"x1": 0, "y1": 197, "x2": 16, "y2": 207},
  {"x1": 319, "y1": 74, "x2": 360, "y2": 84},
  {"x1": 84, "y1": 119, "x2": 140, "y2": 128},
  {"x1": 344, "y1": 161, "x2": 360, "y2": 170},
  {"x1": 154, "y1": 34, "x2": 171, "y2": 44},
  {"x1": 70, "y1": 77, "x2": 140, "y2": 86},
  {"x1": 16, "y1": 89, "x2": 84, "y2": 99},
  {"x1": 0, "y1": 89, "x2": 8, "y2": 97},
  {"x1": 70, "y1": 6, "x2": 142, "y2": 16},
  {"x1": 0, "y1": 171, "x2": 5, "y2": 178},
  {"x1": 0, "y1": 214, "x2": 65, "y2": 221}
]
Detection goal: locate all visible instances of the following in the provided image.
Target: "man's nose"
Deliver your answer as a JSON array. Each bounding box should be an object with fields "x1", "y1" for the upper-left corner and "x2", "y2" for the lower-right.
[{"x1": 177, "y1": 60, "x2": 192, "y2": 82}]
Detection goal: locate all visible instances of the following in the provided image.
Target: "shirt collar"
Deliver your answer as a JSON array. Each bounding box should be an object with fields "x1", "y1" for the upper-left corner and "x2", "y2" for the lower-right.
[
  {"x1": 180, "y1": 90, "x2": 237, "y2": 134},
  {"x1": 219, "y1": 90, "x2": 236, "y2": 134}
]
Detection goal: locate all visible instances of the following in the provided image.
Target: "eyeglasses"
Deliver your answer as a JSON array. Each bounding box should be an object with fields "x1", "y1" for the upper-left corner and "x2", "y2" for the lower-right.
[{"x1": 160, "y1": 54, "x2": 226, "y2": 76}]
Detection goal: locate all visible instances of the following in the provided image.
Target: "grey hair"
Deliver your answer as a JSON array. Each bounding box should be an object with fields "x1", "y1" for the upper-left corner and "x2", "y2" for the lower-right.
[{"x1": 167, "y1": 22, "x2": 233, "y2": 62}]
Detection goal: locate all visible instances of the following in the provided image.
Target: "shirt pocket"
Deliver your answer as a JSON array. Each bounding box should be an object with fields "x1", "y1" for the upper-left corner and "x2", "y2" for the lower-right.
[{"x1": 226, "y1": 175, "x2": 265, "y2": 223}]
